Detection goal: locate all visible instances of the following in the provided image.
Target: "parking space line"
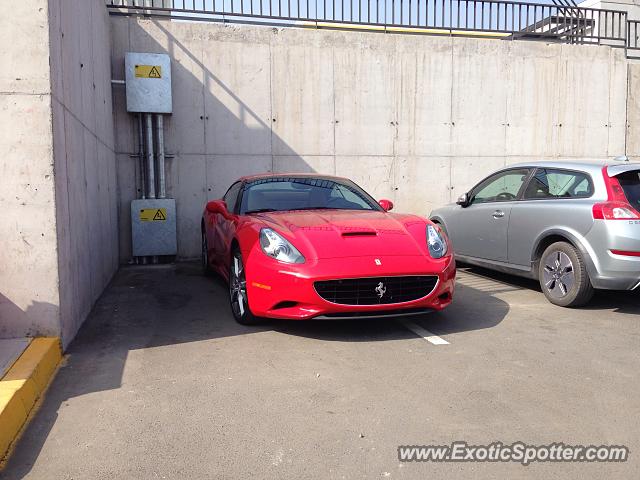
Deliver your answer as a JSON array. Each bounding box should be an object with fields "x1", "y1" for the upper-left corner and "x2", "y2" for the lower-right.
[{"x1": 400, "y1": 320, "x2": 450, "y2": 345}]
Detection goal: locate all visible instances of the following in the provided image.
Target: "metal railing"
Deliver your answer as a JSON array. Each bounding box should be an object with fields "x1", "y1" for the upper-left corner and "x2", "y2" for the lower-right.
[
  {"x1": 107, "y1": 0, "x2": 629, "y2": 47},
  {"x1": 628, "y1": 19, "x2": 640, "y2": 52}
]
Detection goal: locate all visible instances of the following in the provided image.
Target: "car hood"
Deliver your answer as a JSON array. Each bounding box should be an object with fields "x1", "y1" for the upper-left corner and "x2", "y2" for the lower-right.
[{"x1": 254, "y1": 209, "x2": 431, "y2": 259}]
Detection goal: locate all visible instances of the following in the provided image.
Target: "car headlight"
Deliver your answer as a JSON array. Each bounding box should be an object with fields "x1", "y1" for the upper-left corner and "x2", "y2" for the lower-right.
[
  {"x1": 259, "y1": 228, "x2": 305, "y2": 264},
  {"x1": 426, "y1": 225, "x2": 448, "y2": 259}
]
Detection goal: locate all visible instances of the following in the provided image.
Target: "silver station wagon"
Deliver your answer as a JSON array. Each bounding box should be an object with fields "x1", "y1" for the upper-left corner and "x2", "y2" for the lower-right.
[{"x1": 430, "y1": 160, "x2": 640, "y2": 307}]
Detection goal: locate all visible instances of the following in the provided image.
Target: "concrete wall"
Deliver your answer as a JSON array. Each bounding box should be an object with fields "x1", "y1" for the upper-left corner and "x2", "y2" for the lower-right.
[
  {"x1": 111, "y1": 18, "x2": 631, "y2": 261},
  {"x1": 49, "y1": 0, "x2": 119, "y2": 346},
  {"x1": 0, "y1": 0, "x2": 118, "y2": 347},
  {"x1": 0, "y1": 1, "x2": 60, "y2": 338}
]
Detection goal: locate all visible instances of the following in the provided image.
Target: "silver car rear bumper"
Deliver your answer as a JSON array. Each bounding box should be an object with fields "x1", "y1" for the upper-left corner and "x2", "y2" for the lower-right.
[{"x1": 584, "y1": 221, "x2": 640, "y2": 291}]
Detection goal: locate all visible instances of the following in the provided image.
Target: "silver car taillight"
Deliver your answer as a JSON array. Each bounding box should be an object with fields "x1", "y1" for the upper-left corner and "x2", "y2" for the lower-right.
[{"x1": 593, "y1": 169, "x2": 640, "y2": 220}]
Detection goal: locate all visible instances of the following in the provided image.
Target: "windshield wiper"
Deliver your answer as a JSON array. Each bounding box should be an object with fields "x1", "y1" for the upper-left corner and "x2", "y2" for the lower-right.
[
  {"x1": 292, "y1": 207, "x2": 334, "y2": 211},
  {"x1": 244, "y1": 208, "x2": 277, "y2": 214}
]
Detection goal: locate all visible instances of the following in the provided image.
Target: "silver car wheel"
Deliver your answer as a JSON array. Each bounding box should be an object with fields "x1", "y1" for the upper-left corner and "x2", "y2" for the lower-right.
[
  {"x1": 229, "y1": 255, "x2": 247, "y2": 317},
  {"x1": 543, "y1": 251, "x2": 575, "y2": 298}
]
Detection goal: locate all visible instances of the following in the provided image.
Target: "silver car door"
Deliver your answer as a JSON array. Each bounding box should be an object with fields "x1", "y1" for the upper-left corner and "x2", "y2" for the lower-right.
[
  {"x1": 509, "y1": 168, "x2": 597, "y2": 267},
  {"x1": 447, "y1": 168, "x2": 531, "y2": 262}
]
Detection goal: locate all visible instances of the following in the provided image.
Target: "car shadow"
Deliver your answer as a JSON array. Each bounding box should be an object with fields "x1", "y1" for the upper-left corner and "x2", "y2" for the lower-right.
[
  {"x1": 457, "y1": 263, "x2": 640, "y2": 315},
  {"x1": 1, "y1": 261, "x2": 508, "y2": 478}
]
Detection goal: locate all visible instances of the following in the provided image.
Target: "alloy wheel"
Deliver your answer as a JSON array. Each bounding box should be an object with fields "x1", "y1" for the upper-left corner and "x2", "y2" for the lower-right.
[
  {"x1": 542, "y1": 250, "x2": 575, "y2": 298},
  {"x1": 229, "y1": 255, "x2": 247, "y2": 317},
  {"x1": 201, "y1": 231, "x2": 208, "y2": 272}
]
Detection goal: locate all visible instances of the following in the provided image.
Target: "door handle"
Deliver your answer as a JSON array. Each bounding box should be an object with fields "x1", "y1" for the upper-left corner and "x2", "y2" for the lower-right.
[{"x1": 492, "y1": 210, "x2": 505, "y2": 219}]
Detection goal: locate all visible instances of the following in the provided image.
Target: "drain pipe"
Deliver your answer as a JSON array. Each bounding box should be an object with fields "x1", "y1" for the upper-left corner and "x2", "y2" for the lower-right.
[
  {"x1": 137, "y1": 114, "x2": 146, "y2": 199},
  {"x1": 156, "y1": 114, "x2": 166, "y2": 199},
  {"x1": 145, "y1": 113, "x2": 156, "y2": 199}
]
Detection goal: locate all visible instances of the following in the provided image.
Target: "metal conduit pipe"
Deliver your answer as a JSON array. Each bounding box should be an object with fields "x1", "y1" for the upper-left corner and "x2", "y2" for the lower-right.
[
  {"x1": 156, "y1": 114, "x2": 166, "y2": 199},
  {"x1": 145, "y1": 113, "x2": 156, "y2": 199},
  {"x1": 137, "y1": 114, "x2": 147, "y2": 199}
]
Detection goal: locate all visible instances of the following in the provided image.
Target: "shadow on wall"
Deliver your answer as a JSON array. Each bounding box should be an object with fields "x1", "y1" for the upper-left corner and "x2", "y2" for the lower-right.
[
  {"x1": 0, "y1": 293, "x2": 58, "y2": 340},
  {"x1": 1, "y1": 262, "x2": 508, "y2": 477},
  {"x1": 114, "y1": 18, "x2": 326, "y2": 262}
]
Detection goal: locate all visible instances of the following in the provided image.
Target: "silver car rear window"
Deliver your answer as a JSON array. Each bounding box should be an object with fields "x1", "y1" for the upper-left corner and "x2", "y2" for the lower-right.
[{"x1": 617, "y1": 170, "x2": 640, "y2": 209}]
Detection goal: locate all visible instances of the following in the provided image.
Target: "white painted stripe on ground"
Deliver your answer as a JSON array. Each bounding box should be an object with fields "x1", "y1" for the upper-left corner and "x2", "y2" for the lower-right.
[{"x1": 401, "y1": 321, "x2": 450, "y2": 345}]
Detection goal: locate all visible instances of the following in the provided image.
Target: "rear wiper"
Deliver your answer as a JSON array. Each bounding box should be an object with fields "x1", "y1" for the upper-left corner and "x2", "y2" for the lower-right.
[{"x1": 245, "y1": 208, "x2": 277, "y2": 214}]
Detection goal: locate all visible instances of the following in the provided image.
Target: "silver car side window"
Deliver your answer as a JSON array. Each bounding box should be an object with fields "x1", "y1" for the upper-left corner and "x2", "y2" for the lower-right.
[
  {"x1": 470, "y1": 169, "x2": 530, "y2": 205},
  {"x1": 523, "y1": 169, "x2": 594, "y2": 200}
]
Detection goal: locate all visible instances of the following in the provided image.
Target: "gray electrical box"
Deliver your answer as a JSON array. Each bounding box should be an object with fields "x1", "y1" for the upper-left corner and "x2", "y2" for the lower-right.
[
  {"x1": 131, "y1": 199, "x2": 177, "y2": 256},
  {"x1": 125, "y1": 52, "x2": 172, "y2": 114}
]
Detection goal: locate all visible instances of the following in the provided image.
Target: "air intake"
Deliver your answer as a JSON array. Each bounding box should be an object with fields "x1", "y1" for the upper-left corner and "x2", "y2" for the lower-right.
[{"x1": 341, "y1": 231, "x2": 377, "y2": 237}]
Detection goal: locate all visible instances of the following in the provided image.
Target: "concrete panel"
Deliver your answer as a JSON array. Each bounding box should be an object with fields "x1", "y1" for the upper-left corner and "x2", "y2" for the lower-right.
[
  {"x1": 63, "y1": 111, "x2": 92, "y2": 339},
  {"x1": 271, "y1": 31, "x2": 335, "y2": 156},
  {"x1": 504, "y1": 41, "x2": 561, "y2": 158},
  {"x1": 110, "y1": 17, "x2": 130, "y2": 82},
  {"x1": 395, "y1": 36, "x2": 454, "y2": 157},
  {"x1": 52, "y1": 97, "x2": 73, "y2": 342},
  {"x1": 273, "y1": 156, "x2": 336, "y2": 175},
  {"x1": 556, "y1": 44, "x2": 611, "y2": 158},
  {"x1": 79, "y1": 0, "x2": 97, "y2": 134},
  {"x1": 84, "y1": 131, "x2": 101, "y2": 304},
  {"x1": 55, "y1": 0, "x2": 118, "y2": 347},
  {"x1": 393, "y1": 156, "x2": 452, "y2": 217},
  {"x1": 333, "y1": 33, "x2": 396, "y2": 156},
  {"x1": 93, "y1": 3, "x2": 115, "y2": 150},
  {"x1": 206, "y1": 154, "x2": 273, "y2": 201},
  {"x1": 203, "y1": 33, "x2": 272, "y2": 155},
  {"x1": 450, "y1": 157, "x2": 507, "y2": 200},
  {"x1": 48, "y1": 0, "x2": 64, "y2": 103},
  {"x1": 117, "y1": 153, "x2": 137, "y2": 262},
  {"x1": 0, "y1": 95, "x2": 54, "y2": 183},
  {"x1": 335, "y1": 156, "x2": 395, "y2": 201},
  {"x1": 0, "y1": 92, "x2": 59, "y2": 338},
  {"x1": 0, "y1": 0, "x2": 50, "y2": 94},
  {"x1": 607, "y1": 48, "x2": 628, "y2": 156},
  {"x1": 626, "y1": 63, "x2": 640, "y2": 158},
  {"x1": 60, "y1": 0, "x2": 85, "y2": 121},
  {"x1": 169, "y1": 155, "x2": 207, "y2": 259},
  {"x1": 111, "y1": 17, "x2": 136, "y2": 154},
  {"x1": 451, "y1": 38, "x2": 509, "y2": 157}
]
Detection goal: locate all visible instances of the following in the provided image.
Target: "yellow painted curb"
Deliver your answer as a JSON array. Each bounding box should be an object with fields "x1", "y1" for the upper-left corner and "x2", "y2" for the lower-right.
[{"x1": 0, "y1": 337, "x2": 62, "y2": 465}]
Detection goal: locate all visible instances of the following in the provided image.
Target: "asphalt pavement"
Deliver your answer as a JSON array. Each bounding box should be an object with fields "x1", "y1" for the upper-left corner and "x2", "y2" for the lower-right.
[{"x1": 2, "y1": 263, "x2": 639, "y2": 479}]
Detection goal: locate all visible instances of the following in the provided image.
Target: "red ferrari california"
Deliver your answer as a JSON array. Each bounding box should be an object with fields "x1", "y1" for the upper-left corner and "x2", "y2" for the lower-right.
[{"x1": 201, "y1": 174, "x2": 455, "y2": 324}]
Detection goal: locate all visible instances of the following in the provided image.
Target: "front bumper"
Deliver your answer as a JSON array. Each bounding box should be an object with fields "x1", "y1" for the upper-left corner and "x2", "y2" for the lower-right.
[{"x1": 243, "y1": 248, "x2": 456, "y2": 319}]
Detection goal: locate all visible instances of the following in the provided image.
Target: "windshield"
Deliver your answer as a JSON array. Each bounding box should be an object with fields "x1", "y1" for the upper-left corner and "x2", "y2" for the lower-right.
[
  {"x1": 240, "y1": 177, "x2": 382, "y2": 214},
  {"x1": 617, "y1": 170, "x2": 640, "y2": 210}
]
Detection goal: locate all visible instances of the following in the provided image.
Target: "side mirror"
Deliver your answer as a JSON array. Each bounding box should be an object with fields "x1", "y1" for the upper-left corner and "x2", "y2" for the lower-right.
[
  {"x1": 456, "y1": 193, "x2": 469, "y2": 208},
  {"x1": 206, "y1": 200, "x2": 227, "y2": 214},
  {"x1": 378, "y1": 199, "x2": 394, "y2": 212}
]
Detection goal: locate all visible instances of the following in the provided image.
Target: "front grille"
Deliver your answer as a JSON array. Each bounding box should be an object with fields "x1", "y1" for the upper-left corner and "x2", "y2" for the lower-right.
[{"x1": 314, "y1": 276, "x2": 438, "y2": 305}]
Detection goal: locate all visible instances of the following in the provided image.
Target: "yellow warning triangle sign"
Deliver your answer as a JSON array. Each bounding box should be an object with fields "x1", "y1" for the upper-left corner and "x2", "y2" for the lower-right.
[
  {"x1": 153, "y1": 209, "x2": 166, "y2": 221},
  {"x1": 149, "y1": 66, "x2": 161, "y2": 78}
]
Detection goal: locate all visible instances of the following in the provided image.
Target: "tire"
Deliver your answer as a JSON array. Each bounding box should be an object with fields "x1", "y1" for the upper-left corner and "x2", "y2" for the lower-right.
[
  {"x1": 201, "y1": 229, "x2": 213, "y2": 276},
  {"x1": 229, "y1": 247, "x2": 263, "y2": 325},
  {"x1": 538, "y1": 241, "x2": 594, "y2": 307}
]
